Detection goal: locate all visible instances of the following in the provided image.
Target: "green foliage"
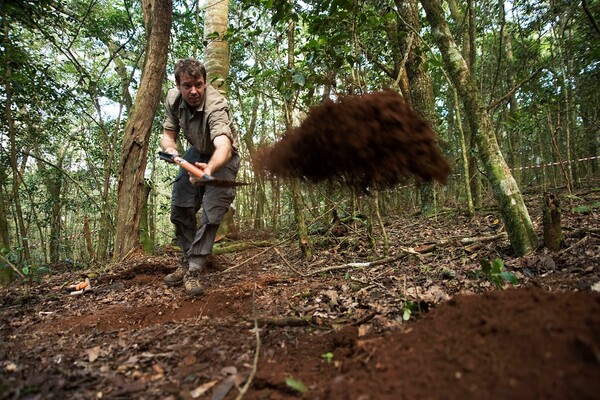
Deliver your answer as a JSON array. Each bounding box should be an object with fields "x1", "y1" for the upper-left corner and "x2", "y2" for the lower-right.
[
  {"x1": 285, "y1": 376, "x2": 308, "y2": 394},
  {"x1": 573, "y1": 202, "x2": 600, "y2": 214},
  {"x1": 479, "y1": 258, "x2": 519, "y2": 290},
  {"x1": 321, "y1": 352, "x2": 334, "y2": 364},
  {"x1": 0, "y1": 247, "x2": 50, "y2": 282},
  {"x1": 402, "y1": 300, "x2": 419, "y2": 321}
]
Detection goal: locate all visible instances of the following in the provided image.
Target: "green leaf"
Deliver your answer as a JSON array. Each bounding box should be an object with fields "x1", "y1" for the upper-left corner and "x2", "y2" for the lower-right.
[
  {"x1": 292, "y1": 73, "x2": 305, "y2": 86},
  {"x1": 500, "y1": 271, "x2": 519, "y2": 285},
  {"x1": 492, "y1": 258, "x2": 505, "y2": 274},
  {"x1": 480, "y1": 259, "x2": 491, "y2": 275},
  {"x1": 428, "y1": 58, "x2": 443, "y2": 68},
  {"x1": 403, "y1": 308, "x2": 412, "y2": 321},
  {"x1": 285, "y1": 377, "x2": 308, "y2": 393},
  {"x1": 321, "y1": 352, "x2": 334, "y2": 364}
]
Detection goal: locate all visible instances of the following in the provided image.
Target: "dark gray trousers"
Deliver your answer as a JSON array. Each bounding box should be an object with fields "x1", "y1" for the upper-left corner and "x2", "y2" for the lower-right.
[{"x1": 170, "y1": 147, "x2": 239, "y2": 257}]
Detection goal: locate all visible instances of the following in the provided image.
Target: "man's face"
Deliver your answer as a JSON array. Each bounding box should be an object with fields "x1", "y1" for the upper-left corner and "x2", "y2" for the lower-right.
[{"x1": 177, "y1": 73, "x2": 206, "y2": 108}]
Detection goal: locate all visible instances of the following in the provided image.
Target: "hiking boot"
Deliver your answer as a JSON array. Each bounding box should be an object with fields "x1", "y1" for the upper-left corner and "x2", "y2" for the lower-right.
[
  {"x1": 164, "y1": 265, "x2": 188, "y2": 287},
  {"x1": 183, "y1": 270, "x2": 204, "y2": 297}
]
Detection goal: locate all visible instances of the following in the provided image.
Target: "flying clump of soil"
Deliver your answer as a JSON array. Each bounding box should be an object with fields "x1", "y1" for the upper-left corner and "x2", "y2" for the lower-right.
[{"x1": 254, "y1": 90, "x2": 451, "y2": 190}]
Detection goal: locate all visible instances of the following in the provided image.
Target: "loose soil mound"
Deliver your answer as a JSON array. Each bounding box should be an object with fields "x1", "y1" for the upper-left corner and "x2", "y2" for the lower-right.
[
  {"x1": 313, "y1": 288, "x2": 600, "y2": 400},
  {"x1": 255, "y1": 91, "x2": 450, "y2": 190}
]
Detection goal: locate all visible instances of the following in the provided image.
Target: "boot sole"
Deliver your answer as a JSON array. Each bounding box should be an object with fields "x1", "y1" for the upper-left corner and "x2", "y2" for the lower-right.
[{"x1": 164, "y1": 279, "x2": 184, "y2": 287}]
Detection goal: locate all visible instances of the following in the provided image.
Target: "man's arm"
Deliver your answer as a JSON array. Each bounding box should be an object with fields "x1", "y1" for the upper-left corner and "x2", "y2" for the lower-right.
[
  {"x1": 189, "y1": 135, "x2": 232, "y2": 185},
  {"x1": 161, "y1": 129, "x2": 179, "y2": 155},
  {"x1": 205, "y1": 135, "x2": 232, "y2": 175}
]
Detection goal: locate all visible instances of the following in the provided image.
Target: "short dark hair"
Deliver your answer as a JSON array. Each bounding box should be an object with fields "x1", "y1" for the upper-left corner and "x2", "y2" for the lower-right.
[{"x1": 174, "y1": 59, "x2": 207, "y2": 84}]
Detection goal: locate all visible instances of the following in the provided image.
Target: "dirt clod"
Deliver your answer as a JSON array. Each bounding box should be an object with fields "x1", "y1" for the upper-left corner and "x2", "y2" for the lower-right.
[{"x1": 255, "y1": 90, "x2": 451, "y2": 190}]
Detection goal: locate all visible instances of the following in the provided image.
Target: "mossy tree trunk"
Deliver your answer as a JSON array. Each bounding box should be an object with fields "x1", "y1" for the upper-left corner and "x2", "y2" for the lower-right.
[{"x1": 420, "y1": 0, "x2": 538, "y2": 256}]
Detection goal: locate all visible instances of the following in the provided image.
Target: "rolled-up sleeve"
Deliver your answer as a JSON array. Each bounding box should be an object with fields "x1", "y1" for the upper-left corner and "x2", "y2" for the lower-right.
[
  {"x1": 207, "y1": 105, "x2": 233, "y2": 143},
  {"x1": 162, "y1": 89, "x2": 181, "y2": 132}
]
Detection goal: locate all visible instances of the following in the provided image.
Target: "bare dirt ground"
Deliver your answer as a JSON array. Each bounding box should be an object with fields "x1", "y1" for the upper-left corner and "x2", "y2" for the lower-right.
[{"x1": 1, "y1": 191, "x2": 599, "y2": 400}]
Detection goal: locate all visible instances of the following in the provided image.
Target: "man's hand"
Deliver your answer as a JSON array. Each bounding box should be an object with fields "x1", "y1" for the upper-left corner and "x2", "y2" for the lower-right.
[{"x1": 189, "y1": 162, "x2": 211, "y2": 186}]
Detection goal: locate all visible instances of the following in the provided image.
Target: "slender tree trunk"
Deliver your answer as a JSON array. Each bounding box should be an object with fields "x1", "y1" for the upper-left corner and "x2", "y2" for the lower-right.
[
  {"x1": 204, "y1": 0, "x2": 229, "y2": 93},
  {"x1": 0, "y1": 176, "x2": 9, "y2": 249},
  {"x1": 286, "y1": 1, "x2": 311, "y2": 259},
  {"x1": 37, "y1": 149, "x2": 66, "y2": 263},
  {"x1": 420, "y1": 0, "x2": 538, "y2": 256},
  {"x1": 113, "y1": 0, "x2": 172, "y2": 261},
  {"x1": 395, "y1": 0, "x2": 444, "y2": 216},
  {"x1": 0, "y1": 172, "x2": 12, "y2": 285},
  {"x1": 4, "y1": 23, "x2": 31, "y2": 264},
  {"x1": 236, "y1": 93, "x2": 268, "y2": 229},
  {"x1": 84, "y1": 215, "x2": 96, "y2": 260},
  {"x1": 452, "y1": 87, "x2": 475, "y2": 217}
]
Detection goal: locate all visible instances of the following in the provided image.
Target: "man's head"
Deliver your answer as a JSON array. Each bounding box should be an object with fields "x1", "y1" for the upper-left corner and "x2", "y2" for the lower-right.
[{"x1": 175, "y1": 59, "x2": 207, "y2": 108}]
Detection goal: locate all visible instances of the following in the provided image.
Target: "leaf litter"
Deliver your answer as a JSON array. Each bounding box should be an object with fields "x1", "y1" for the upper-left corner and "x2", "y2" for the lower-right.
[{"x1": 0, "y1": 191, "x2": 599, "y2": 399}]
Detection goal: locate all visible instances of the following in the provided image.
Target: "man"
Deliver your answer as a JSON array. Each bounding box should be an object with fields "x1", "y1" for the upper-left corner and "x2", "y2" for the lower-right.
[{"x1": 160, "y1": 58, "x2": 240, "y2": 297}]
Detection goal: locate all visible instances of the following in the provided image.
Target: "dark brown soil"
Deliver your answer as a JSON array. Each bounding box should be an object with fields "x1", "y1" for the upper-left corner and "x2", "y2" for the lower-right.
[
  {"x1": 254, "y1": 91, "x2": 450, "y2": 190},
  {"x1": 1, "y1": 201, "x2": 599, "y2": 400}
]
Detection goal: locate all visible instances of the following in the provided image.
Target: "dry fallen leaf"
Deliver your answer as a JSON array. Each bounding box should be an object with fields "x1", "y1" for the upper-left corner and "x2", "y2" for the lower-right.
[
  {"x1": 87, "y1": 346, "x2": 101, "y2": 363},
  {"x1": 189, "y1": 380, "x2": 218, "y2": 398},
  {"x1": 5, "y1": 362, "x2": 17, "y2": 372}
]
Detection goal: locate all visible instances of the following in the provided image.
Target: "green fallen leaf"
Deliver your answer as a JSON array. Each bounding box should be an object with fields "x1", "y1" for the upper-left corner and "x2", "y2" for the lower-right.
[{"x1": 285, "y1": 377, "x2": 308, "y2": 394}]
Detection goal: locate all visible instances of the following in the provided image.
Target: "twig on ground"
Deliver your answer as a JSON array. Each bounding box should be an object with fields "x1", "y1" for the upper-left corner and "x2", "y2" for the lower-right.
[
  {"x1": 350, "y1": 311, "x2": 378, "y2": 326},
  {"x1": 460, "y1": 232, "x2": 507, "y2": 245},
  {"x1": 275, "y1": 247, "x2": 309, "y2": 277},
  {"x1": 236, "y1": 283, "x2": 261, "y2": 400},
  {"x1": 558, "y1": 235, "x2": 589, "y2": 256},
  {"x1": 221, "y1": 237, "x2": 293, "y2": 274},
  {"x1": 307, "y1": 248, "x2": 416, "y2": 276}
]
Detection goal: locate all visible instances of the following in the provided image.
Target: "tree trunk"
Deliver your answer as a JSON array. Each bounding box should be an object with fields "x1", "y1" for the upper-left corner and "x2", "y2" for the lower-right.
[
  {"x1": 204, "y1": 0, "x2": 229, "y2": 93},
  {"x1": 0, "y1": 171, "x2": 12, "y2": 285},
  {"x1": 112, "y1": 0, "x2": 172, "y2": 261},
  {"x1": 395, "y1": 0, "x2": 444, "y2": 216},
  {"x1": 4, "y1": 22, "x2": 31, "y2": 264},
  {"x1": 286, "y1": 1, "x2": 311, "y2": 259},
  {"x1": 542, "y1": 193, "x2": 564, "y2": 252},
  {"x1": 0, "y1": 175, "x2": 9, "y2": 250},
  {"x1": 139, "y1": 181, "x2": 153, "y2": 253},
  {"x1": 84, "y1": 215, "x2": 96, "y2": 260},
  {"x1": 204, "y1": 0, "x2": 238, "y2": 236},
  {"x1": 420, "y1": 0, "x2": 538, "y2": 256}
]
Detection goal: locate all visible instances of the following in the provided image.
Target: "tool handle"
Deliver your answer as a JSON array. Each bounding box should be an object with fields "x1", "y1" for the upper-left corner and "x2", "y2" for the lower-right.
[{"x1": 158, "y1": 151, "x2": 215, "y2": 181}]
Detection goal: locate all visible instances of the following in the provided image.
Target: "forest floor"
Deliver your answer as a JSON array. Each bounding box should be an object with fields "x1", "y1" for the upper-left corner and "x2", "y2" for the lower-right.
[{"x1": 1, "y1": 189, "x2": 599, "y2": 400}]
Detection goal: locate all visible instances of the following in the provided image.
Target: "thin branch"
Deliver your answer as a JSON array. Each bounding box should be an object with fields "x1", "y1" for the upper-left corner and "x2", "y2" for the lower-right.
[
  {"x1": 307, "y1": 248, "x2": 417, "y2": 276},
  {"x1": 0, "y1": 253, "x2": 26, "y2": 280},
  {"x1": 235, "y1": 283, "x2": 261, "y2": 400},
  {"x1": 558, "y1": 235, "x2": 589, "y2": 256},
  {"x1": 487, "y1": 68, "x2": 543, "y2": 110},
  {"x1": 582, "y1": 0, "x2": 600, "y2": 36},
  {"x1": 220, "y1": 237, "x2": 294, "y2": 274},
  {"x1": 275, "y1": 247, "x2": 308, "y2": 277}
]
